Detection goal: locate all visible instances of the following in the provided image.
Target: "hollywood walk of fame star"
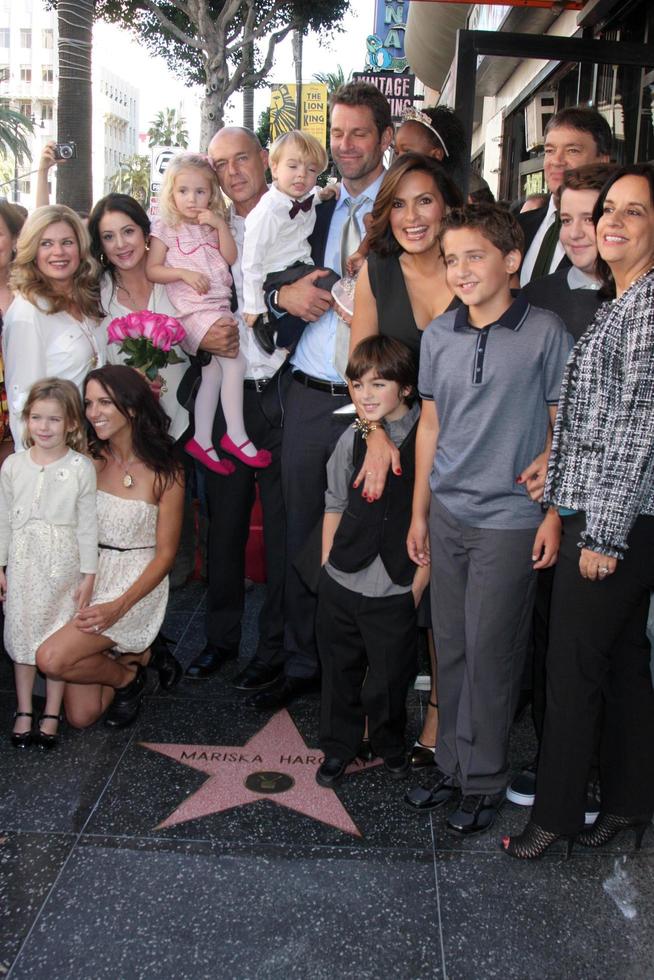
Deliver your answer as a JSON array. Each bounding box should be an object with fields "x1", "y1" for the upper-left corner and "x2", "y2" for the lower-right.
[{"x1": 141, "y1": 709, "x2": 382, "y2": 837}]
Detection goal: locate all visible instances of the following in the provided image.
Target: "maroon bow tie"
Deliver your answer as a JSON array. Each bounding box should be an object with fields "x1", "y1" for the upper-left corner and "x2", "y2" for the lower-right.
[{"x1": 289, "y1": 197, "x2": 314, "y2": 219}]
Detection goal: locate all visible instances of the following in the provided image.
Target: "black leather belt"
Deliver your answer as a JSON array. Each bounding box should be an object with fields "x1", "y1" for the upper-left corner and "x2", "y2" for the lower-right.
[
  {"x1": 292, "y1": 369, "x2": 348, "y2": 396},
  {"x1": 244, "y1": 377, "x2": 271, "y2": 392}
]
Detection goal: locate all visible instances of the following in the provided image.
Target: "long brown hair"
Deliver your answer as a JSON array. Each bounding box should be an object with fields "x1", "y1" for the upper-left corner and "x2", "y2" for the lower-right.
[
  {"x1": 366, "y1": 153, "x2": 463, "y2": 258},
  {"x1": 84, "y1": 365, "x2": 182, "y2": 497}
]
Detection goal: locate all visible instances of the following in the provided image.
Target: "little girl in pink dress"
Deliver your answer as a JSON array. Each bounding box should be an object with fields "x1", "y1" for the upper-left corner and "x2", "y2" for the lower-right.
[{"x1": 147, "y1": 152, "x2": 271, "y2": 474}]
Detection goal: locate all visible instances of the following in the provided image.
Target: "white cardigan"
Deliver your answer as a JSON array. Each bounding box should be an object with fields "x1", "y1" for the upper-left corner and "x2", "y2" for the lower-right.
[{"x1": 0, "y1": 449, "x2": 98, "y2": 574}]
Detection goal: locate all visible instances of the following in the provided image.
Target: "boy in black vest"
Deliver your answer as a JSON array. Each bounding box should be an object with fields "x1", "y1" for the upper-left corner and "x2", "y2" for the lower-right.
[{"x1": 315, "y1": 336, "x2": 429, "y2": 788}]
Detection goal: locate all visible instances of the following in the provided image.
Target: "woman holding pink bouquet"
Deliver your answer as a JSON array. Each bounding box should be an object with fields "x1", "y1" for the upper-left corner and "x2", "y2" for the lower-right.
[{"x1": 88, "y1": 194, "x2": 190, "y2": 442}]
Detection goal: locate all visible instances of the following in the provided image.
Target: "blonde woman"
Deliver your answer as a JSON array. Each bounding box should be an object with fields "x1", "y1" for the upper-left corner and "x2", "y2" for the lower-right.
[
  {"x1": 147, "y1": 151, "x2": 270, "y2": 473},
  {"x1": 2, "y1": 205, "x2": 105, "y2": 446}
]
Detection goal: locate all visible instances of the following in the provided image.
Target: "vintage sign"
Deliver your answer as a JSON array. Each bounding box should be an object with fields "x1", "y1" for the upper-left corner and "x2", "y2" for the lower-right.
[{"x1": 353, "y1": 70, "x2": 416, "y2": 122}]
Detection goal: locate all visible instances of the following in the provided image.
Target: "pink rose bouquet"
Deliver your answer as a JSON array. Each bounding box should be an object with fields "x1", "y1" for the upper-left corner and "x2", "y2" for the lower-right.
[{"x1": 106, "y1": 311, "x2": 186, "y2": 382}]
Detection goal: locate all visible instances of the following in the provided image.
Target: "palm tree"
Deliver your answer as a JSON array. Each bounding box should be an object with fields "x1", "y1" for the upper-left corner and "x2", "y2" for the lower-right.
[
  {"x1": 312, "y1": 67, "x2": 352, "y2": 95},
  {"x1": 147, "y1": 109, "x2": 189, "y2": 149},
  {"x1": 110, "y1": 155, "x2": 150, "y2": 205},
  {"x1": 0, "y1": 106, "x2": 34, "y2": 164},
  {"x1": 57, "y1": 0, "x2": 94, "y2": 211}
]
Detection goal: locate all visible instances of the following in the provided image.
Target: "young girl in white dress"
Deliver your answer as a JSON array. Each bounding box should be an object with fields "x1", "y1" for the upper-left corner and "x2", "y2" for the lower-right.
[
  {"x1": 0, "y1": 378, "x2": 98, "y2": 748},
  {"x1": 147, "y1": 152, "x2": 271, "y2": 474}
]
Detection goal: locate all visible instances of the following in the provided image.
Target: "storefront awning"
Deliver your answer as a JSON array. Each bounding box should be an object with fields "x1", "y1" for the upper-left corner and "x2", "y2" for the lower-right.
[{"x1": 404, "y1": 2, "x2": 471, "y2": 93}]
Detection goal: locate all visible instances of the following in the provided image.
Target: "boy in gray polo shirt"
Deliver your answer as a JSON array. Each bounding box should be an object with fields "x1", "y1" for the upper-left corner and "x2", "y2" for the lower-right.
[{"x1": 406, "y1": 204, "x2": 572, "y2": 834}]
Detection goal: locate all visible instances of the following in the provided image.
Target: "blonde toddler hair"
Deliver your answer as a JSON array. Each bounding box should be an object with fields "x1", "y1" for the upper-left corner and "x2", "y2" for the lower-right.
[
  {"x1": 22, "y1": 377, "x2": 87, "y2": 453},
  {"x1": 159, "y1": 152, "x2": 226, "y2": 226},
  {"x1": 268, "y1": 130, "x2": 328, "y2": 174}
]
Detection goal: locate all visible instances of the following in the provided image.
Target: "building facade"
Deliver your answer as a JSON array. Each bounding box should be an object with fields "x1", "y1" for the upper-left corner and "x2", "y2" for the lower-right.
[
  {"x1": 405, "y1": 0, "x2": 654, "y2": 202},
  {"x1": 0, "y1": 0, "x2": 139, "y2": 209}
]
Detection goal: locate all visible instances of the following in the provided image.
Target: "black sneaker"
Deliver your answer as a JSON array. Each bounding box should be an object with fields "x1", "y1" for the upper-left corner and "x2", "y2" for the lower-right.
[
  {"x1": 506, "y1": 762, "x2": 537, "y2": 806},
  {"x1": 447, "y1": 792, "x2": 504, "y2": 835}
]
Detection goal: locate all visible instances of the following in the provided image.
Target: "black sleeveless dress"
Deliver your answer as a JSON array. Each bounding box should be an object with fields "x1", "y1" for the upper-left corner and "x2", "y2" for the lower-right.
[{"x1": 367, "y1": 251, "x2": 458, "y2": 358}]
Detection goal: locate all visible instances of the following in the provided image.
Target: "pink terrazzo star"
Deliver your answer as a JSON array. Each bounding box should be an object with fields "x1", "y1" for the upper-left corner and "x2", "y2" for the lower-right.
[{"x1": 141, "y1": 709, "x2": 383, "y2": 837}]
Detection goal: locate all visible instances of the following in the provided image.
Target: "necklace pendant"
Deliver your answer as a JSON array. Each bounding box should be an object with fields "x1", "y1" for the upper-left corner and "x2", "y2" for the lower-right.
[{"x1": 123, "y1": 473, "x2": 135, "y2": 489}]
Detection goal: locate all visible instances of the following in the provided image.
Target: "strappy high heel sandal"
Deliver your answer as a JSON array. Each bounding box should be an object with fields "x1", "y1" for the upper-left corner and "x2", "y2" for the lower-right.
[
  {"x1": 577, "y1": 813, "x2": 650, "y2": 851},
  {"x1": 36, "y1": 714, "x2": 62, "y2": 750},
  {"x1": 148, "y1": 634, "x2": 183, "y2": 691},
  {"x1": 501, "y1": 820, "x2": 574, "y2": 860},
  {"x1": 410, "y1": 700, "x2": 438, "y2": 768},
  {"x1": 11, "y1": 711, "x2": 34, "y2": 748}
]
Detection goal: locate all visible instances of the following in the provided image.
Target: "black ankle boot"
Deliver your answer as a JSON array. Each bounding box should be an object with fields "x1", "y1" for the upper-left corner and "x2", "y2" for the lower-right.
[
  {"x1": 148, "y1": 634, "x2": 182, "y2": 691},
  {"x1": 104, "y1": 668, "x2": 145, "y2": 729}
]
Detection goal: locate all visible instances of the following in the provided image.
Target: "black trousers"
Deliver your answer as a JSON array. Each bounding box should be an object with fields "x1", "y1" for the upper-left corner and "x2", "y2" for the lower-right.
[
  {"x1": 281, "y1": 377, "x2": 351, "y2": 677},
  {"x1": 533, "y1": 512, "x2": 654, "y2": 835},
  {"x1": 316, "y1": 572, "x2": 418, "y2": 760},
  {"x1": 205, "y1": 385, "x2": 286, "y2": 663}
]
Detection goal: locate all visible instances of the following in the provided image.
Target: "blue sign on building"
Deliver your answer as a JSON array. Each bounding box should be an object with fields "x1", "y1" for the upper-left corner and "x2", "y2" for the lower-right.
[{"x1": 365, "y1": 0, "x2": 409, "y2": 73}]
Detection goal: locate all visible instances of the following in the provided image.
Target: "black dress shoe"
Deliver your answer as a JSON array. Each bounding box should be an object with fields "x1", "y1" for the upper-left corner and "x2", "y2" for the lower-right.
[
  {"x1": 104, "y1": 668, "x2": 145, "y2": 729},
  {"x1": 185, "y1": 644, "x2": 238, "y2": 679},
  {"x1": 249, "y1": 675, "x2": 320, "y2": 712},
  {"x1": 252, "y1": 314, "x2": 276, "y2": 356},
  {"x1": 232, "y1": 660, "x2": 282, "y2": 692},
  {"x1": 405, "y1": 771, "x2": 460, "y2": 811},
  {"x1": 447, "y1": 792, "x2": 504, "y2": 835},
  {"x1": 384, "y1": 753, "x2": 410, "y2": 778},
  {"x1": 410, "y1": 740, "x2": 436, "y2": 769},
  {"x1": 316, "y1": 757, "x2": 350, "y2": 788}
]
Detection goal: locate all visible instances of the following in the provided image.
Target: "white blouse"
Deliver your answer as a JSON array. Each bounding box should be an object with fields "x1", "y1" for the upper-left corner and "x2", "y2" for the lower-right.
[
  {"x1": 2, "y1": 294, "x2": 106, "y2": 447},
  {"x1": 100, "y1": 276, "x2": 190, "y2": 442}
]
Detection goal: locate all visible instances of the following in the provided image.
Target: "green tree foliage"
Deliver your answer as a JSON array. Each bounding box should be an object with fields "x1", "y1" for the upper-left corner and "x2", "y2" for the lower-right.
[
  {"x1": 110, "y1": 154, "x2": 151, "y2": 204},
  {"x1": 95, "y1": 0, "x2": 350, "y2": 147},
  {"x1": 0, "y1": 106, "x2": 35, "y2": 165},
  {"x1": 255, "y1": 106, "x2": 270, "y2": 149},
  {"x1": 312, "y1": 66, "x2": 352, "y2": 95},
  {"x1": 147, "y1": 108, "x2": 189, "y2": 148}
]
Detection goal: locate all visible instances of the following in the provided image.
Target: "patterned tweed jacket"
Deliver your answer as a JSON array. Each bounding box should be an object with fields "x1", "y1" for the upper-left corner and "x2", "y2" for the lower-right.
[{"x1": 544, "y1": 268, "x2": 654, "y2": 559}]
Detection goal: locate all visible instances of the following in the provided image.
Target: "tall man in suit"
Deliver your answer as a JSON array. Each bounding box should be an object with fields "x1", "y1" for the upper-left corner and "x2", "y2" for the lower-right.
[
  {"x1": 519, "y1": 106, "x2": 612, "y2": 286},
  {"x1": 184, "y1": 127, "x2": 289, "y2": 691},
  {"x1": 250, "y1": 83, "x2": 394, "y2": 711}
]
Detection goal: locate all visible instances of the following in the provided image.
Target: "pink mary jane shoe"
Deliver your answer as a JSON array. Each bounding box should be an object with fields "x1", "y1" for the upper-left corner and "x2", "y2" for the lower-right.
[
  {"x1": 220, "y1": 434, "x2": 272, "y2": 469},
  {"x1": 184, "y1": 438, "x2": 236, "y2": 476}
]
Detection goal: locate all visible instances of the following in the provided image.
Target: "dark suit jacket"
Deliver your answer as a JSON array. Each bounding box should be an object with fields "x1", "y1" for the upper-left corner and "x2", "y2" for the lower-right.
[
  {"x1": 517, "y1": 195, "x2": 570, "y2": 281},
  {"x1": 522, "y1": 266, "x2": 602, "y2": 342}
]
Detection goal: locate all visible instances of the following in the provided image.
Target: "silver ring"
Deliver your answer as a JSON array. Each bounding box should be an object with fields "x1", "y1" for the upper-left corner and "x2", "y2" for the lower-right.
[
  {"x1": 93, "y1": 625, "x2": 99, "y2": 632},
  {"x1": 599, "y1": 567, "x2": 609, "y2": 575}
]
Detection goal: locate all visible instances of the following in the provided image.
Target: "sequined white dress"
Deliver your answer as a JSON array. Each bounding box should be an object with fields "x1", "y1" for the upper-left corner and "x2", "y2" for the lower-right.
[{"x1": 92, "y1": 490, "x2": 168, "y2": 654}]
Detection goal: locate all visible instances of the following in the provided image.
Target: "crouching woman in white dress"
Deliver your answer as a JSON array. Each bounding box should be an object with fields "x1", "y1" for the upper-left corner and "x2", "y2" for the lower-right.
[{"x1": 36, "y1": 364, "x2": 184, "y2": 729}]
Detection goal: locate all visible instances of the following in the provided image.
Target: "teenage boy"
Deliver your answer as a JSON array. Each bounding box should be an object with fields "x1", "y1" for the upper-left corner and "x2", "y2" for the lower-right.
[
  {"x1": 316, "y1": 336, "x2": 429, "y2": 787},
  {"x1": 406, "y1": 204, "x2": 572, "y2": 834}
]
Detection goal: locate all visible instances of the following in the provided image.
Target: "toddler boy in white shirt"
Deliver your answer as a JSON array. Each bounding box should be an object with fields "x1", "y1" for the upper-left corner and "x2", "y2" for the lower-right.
[{"x1": 242, "y1": 130, "x2": 339, "y2": 353}]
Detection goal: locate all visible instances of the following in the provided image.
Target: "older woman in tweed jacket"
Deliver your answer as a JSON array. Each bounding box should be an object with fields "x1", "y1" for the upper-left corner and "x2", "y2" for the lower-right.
[{"x1": 504, "y1": 164, "x2": 654, "y2": 860}]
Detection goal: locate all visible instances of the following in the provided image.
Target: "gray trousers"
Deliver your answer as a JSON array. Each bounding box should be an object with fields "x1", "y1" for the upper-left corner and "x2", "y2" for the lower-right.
[{"x1": 429, "y1": 497, "x2": 538, "y2": 794}]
